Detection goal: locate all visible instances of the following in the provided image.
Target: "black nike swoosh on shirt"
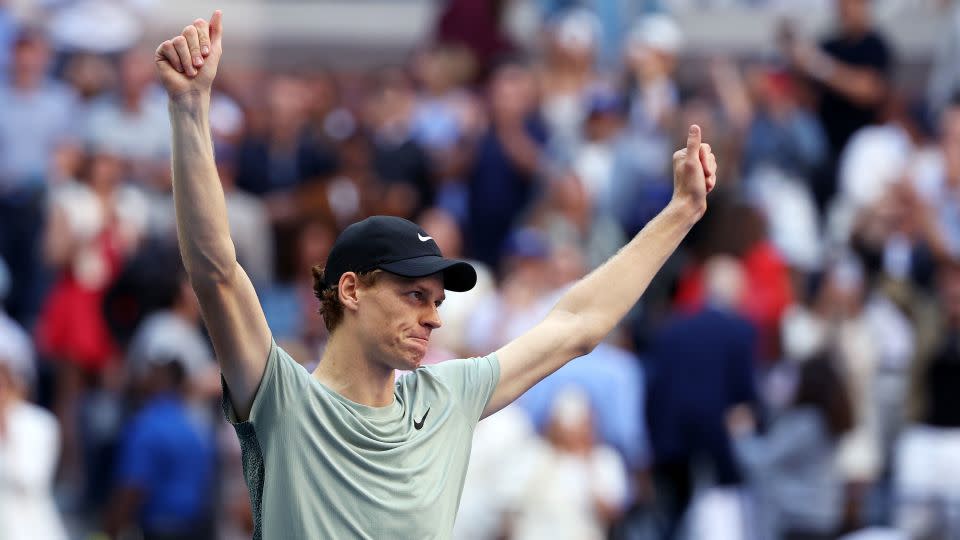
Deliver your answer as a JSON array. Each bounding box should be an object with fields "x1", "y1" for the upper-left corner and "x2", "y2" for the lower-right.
[{"x1": 413, "y1": 408, "x2": 430, "y2": 430}]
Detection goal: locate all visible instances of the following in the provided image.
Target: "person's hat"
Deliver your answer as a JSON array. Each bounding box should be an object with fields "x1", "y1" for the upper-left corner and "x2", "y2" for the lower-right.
[
  {"x1": 627, "y1": 13, "x2": 684, "y2": 55},
  {"x1": 322, "y1": 216, "x2": 477, "y2": 292}
]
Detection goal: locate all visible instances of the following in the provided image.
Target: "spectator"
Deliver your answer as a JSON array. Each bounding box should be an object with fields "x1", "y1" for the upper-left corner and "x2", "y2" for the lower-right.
[
  {"x1": 538, "y1": 7, "x2": 603, "y2": 159},
  {"x1": 0, "y1": 28, "x2": 78, "y2": 327},
  {"x1": 645, "y1": 256, "x2": 759, "y2": 540},
  {"x1": 894, "y1": 260, "x2": 960, "y2": 538},
  {"x1": 510, "y1": 387, "x2": 629, "y2": 540},
  {"x1": 0, "y1": 285, "x2": 68, "y2": 540},
  {"x1": 783, "y1": 0, "x2": 893, "y2": 210},
  {"x1": 419, "y1": 207, "x2": 496, "y2": 359},
  {"x1": 366, "y1": 68, "x2": 435, "y2": 220},
  {"x1": 126, "y1": 264, "x2": 218, "y2": 402},
  {"x1": 729, "y1": 354, "x2": 853, "y2": 540},
  {"x1": 434, "y1": 0, "x2": 515, "y2": 83},
  {"x1": 466, "y1": 59, "x2": 548, "y2": 268},
  {"x1": 623, "y1": 13, "x2": 683, "y2": 137},
  {"x1": 103, "y1": 354, "x2": 216, "y2": 540},
  {"x1": 234, "y1": 76, "x2": 337, "y2": 199},
  {"x1": 84, "y1": 46, "x2": 170, "y2": 185},
  {"x1": 260, "y1": 218, "x2": 336, "y2": 368},
  {"x1": 35, "y1": 147, "x2": 148, "y2": 499},
  {"x1": 517, "y1": 338, "x2": 648, "y2": 471}
]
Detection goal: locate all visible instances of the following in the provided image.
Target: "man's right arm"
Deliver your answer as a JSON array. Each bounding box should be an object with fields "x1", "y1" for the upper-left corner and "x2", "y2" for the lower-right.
[{"x1": 158, "y1": 11, "x2": 271, "y2": 420}]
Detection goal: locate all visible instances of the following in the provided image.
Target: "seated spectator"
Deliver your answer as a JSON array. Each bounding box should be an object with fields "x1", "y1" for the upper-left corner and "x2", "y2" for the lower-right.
[
  {"x1": 895, "y1": 260, "x2": 960, "y2": 538},
  {"x1": 126, "y1": 264, "x2": 218, "y2": 402},
  {"x1": 510, "y1": 387, "x2": 629, "y2": 540},
  {"x1": 729, "y1": 353, "x2": 853, "y2": 540}
]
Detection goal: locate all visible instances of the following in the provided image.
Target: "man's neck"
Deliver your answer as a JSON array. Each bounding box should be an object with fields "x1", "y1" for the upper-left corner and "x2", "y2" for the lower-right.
[{"x1": 313, "y1": 329, "x2": 396, "y2": 407}]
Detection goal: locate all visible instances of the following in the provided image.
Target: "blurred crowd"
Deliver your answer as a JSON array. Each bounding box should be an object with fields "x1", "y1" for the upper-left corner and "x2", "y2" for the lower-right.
[{"x1": 2, "y1": 0, "x2": 960, "y2": 539}]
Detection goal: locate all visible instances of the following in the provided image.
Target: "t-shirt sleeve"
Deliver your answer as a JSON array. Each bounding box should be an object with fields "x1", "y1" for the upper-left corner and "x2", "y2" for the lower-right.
[
  {"x1": 221, "y1": 338, "x2": 310, "y2": 428},
  {"x1": 424, "y1": 354, "x2": 501, "y2": 423}
]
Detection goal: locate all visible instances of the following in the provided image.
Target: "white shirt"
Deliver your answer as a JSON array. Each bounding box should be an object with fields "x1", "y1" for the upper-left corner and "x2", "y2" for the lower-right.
[{"x1": 0, "y1": 402, "x2": 68, "y2": 540}]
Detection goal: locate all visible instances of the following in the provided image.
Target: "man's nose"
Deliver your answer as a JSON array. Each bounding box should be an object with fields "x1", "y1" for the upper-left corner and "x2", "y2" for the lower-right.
[{"x1": 423, "y1": 305, "x2": 442, "y2": 330}]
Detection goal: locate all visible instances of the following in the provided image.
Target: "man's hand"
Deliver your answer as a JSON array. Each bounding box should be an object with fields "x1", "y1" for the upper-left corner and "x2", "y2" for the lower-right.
[
  {"x1": 671, "y1": 124, "x2": 717, "y2": 217},
  {"x1": 154, "y1": 10, "x2": 223, "y2": 100}
]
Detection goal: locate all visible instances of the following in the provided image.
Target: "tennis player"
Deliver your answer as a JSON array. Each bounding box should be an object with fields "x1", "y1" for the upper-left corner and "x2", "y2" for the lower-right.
[{"x1": 155, "y1": 11, "x2": 716, "y2": 539}]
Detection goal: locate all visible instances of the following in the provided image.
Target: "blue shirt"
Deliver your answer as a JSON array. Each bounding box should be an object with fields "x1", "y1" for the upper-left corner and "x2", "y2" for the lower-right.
[
  {"x1": 116, "y1": 395, "x2": 215, "y2": 533},
  {"x1": 517, "y1": 342, "x2": 649, "y2": 469}
]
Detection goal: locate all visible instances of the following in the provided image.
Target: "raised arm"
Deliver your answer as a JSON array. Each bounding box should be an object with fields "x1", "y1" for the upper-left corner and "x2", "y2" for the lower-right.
[
  {"x1": 483, "y1": 126, "x2": 717, "y2": 417},
  {"x1": 155, "y1": 11, "x2": 271, "y2": 420}
]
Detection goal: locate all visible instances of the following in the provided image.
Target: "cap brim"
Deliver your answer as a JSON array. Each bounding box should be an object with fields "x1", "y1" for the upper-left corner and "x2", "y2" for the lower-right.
[{"x1": 379, "y1": 256, "x2": 477, "y2": 292}]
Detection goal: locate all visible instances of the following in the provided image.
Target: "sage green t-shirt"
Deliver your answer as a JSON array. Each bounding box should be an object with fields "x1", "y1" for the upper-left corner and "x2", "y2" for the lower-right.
[{"x1": 222, "y1": 339, "x2": 501, "y2": 539}]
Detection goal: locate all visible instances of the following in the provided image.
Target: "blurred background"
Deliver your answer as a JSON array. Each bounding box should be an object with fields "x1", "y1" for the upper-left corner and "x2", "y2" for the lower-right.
[{"x1": 1, "y1": 0, "x2": 960, "y2": 539}]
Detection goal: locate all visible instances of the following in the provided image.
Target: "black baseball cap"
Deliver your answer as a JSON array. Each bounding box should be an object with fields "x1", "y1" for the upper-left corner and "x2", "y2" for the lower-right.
[{"x1": 322, "y1": 216, "x2": 477, "y2": 292}]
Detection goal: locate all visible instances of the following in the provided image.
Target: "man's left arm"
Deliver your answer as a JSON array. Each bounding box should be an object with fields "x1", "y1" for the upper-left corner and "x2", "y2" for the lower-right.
[{"x1": 483, "y1": 125, "x2": 717, "y2": 418}]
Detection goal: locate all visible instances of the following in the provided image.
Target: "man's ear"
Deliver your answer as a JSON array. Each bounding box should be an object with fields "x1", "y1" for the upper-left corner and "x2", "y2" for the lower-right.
[{"x1": 338, "y1": 272, "x2": 361, "y2": 313}]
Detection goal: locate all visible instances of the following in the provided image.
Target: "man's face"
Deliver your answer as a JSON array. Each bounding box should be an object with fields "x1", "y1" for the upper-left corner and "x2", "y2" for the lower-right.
[
  {"x1": 838, "y1": 0, "x2": 870, "y2": 34},
  {"x1": 355, "y1": 273, "x2": 445, "y2": 371}
]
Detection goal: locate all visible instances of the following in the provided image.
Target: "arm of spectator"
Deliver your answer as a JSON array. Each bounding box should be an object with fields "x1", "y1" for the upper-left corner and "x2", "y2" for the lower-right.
[
  {"x1": 483, "y1": 126, "x2": 717, "y2": 417},
  {"x1": 792, "y1": 43, "x2": 888, "y2": 108},
  {"x1": 710, "y1": 58, "x2": 754, "y2": 132},
  {"x1": 157, "y1": 11, "x2": 272, "y2": 420},
  {"x1": 496, "y1": 120, "x2": 543, "y2": 176},
  {"x1": 42, "y1": 204, "x2": 76, "y2": 268}
]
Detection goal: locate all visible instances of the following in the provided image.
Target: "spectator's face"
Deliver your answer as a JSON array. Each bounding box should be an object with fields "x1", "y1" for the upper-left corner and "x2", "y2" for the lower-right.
[
  {"x1": 87, "y1": 153, "x2": 125, "y2": 191},
  {"x1": 838, "y1": 0, "x2": 870, "y2": 34},
  {"x1": 120, "y1": 49, "x2": 155, "y2": 95},
  {"x1": 267, "y1": 77, "x2": 309, "y2": 135},
  {"x1": 490, "y1": 64, "x2": 536, "y2": 120},
  {"x1": 11, "y1": 37, "x2": 50, "y2": 84},
  {"x1": 353, "y1": 273, "x2": 444, "y2": 371},
  {"x1": 418, "y1": 209, "x2": 463, "y2": 259},
  {"x1": 367, "y1": 71, "x2": 415, "y2": 129},
  {"x1": 298, "y1": 221, "x2": 335, "y2": 271}
]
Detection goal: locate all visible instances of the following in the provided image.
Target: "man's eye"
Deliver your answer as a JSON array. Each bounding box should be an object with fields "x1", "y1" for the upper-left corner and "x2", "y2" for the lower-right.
[{"x1": 409, "y1": 291, "x2": 423, "y2": 301}]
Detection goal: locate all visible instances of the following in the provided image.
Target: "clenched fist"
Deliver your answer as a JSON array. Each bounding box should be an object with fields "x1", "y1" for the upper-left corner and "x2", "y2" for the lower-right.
[
  {"x1": 672, "y1": 125, "x2": 717, "y2": 218},
  {"x1": 155, "y1": 10, "x2": 223, "y2": 100}
]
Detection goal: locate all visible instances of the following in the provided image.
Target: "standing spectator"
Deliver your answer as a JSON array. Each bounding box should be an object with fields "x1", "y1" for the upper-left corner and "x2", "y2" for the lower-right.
[
  {"x1": 466, "y1": 59, "x2": 548, "y2": 268},
  {"x1": 84, "y1": 46, "x2": 170, "y2": 185},
  {"x1": 623, "y1": 13, "x2": 683, "y2": 137},
  {"x1": 0, "y1": 28, "x2": 78, "y2": 327},
  {"x1": 366, "y1": 68, "x2": 435, "y2": 220},
  {"x1": 783, "y1": 0, "x2": 893, "y2": 211},
  {"x1": 729, "y1": 354, "x2": 853, "y2": 540},
  {"x1": 103, "y1": 354, "x2": 216, "y2": 540},
  {"x1": 234, "y1": 76, "x2": 337, "y2": 199},
  {"x1": 645, "y1": 256, "x2": 759, "y2": 540},
  {"x1": 538, "y1": 7, "x2": 602, "y2": 160},
  {"x1": 35, "y1": 148, "x2": 148, "y2": 498},
  {"x1": 0, "y1": 286, "x2": 68, "y2": 540}
]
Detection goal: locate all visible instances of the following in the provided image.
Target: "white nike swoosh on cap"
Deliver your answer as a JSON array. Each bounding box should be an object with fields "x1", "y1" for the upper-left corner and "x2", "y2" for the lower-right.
[{"x1": 418, "y1": 234, "x2": 433, "y2": 242}]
